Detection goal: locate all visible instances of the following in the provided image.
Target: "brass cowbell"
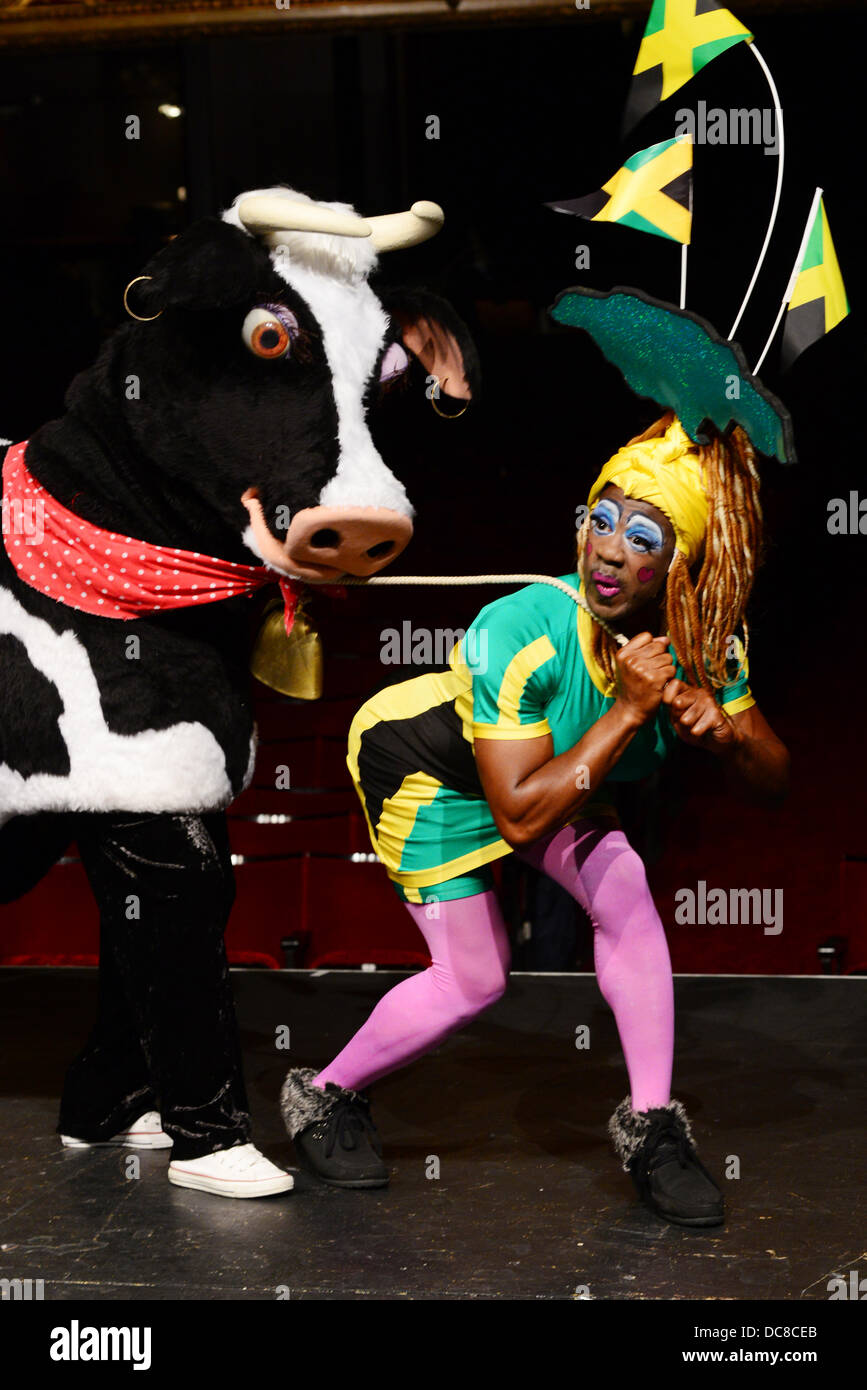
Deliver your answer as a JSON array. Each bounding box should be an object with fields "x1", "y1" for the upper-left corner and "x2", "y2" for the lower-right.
[{"x1": 250, "y1": 598, "x2": 323, "y2": 700}]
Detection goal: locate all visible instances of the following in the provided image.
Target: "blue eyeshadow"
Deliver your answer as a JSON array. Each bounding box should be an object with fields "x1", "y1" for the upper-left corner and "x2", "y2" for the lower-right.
[
  {"x1": 625, "y1": 517, "x2": 664, "y2": 550},
  {"x1": 591, "y1": 499, "x2": 620, "y2": 529}
]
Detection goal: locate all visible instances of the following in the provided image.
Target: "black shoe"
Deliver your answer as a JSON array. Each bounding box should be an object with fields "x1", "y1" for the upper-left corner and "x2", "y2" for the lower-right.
[
  {"x1": 280, "y1": 1067, "x2": 389, "y2": 1189},
  {"x1": 608, "y1": 1097, "x2": 725, "y2": 1228}
]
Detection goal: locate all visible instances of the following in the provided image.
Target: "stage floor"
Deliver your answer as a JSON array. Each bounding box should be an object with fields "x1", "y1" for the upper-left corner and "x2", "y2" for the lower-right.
[{"x1": 0, "y1": 968, "x2": 864, "y2": 1301}]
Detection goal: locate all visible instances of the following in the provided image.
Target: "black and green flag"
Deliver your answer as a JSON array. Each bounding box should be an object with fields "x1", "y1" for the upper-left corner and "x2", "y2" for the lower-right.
[
  {"x1": 624, "y1": 0, "x2": 753, "y2": 134},
  {"x1": 546, "y1": 137, "x2": 692, "y2": 244},
  {"x1": 781, "y1": 198, "x2": 849, "y2": 370}
]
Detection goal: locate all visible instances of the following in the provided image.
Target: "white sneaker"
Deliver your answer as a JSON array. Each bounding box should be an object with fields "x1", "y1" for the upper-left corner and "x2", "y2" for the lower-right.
[
  {"x1": 60, "y1": 1110, "x2": 173, "y2": 1150},
  {"x1": 167, "y1": 1143, "x2": 294, "y2": 1198}
]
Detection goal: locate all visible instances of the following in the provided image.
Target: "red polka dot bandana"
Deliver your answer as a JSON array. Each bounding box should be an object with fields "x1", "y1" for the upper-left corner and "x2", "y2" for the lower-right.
[{"x1": 2, "y1": 441, "x2": 304, "y2": 633}]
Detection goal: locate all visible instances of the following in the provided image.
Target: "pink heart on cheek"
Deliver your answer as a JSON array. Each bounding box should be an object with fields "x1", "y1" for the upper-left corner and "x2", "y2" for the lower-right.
[
  {"x1": 637, "y1": 566, "x2": 656, "y2": 583},
  {"x1": 585, "y1": 541, "x2": 593, "y2": 559}
]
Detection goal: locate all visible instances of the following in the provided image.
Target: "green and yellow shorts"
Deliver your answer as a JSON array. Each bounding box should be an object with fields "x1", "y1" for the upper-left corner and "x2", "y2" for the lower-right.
[{"x1": 346, "y1": 669, "x2": 617, "y2": 904}]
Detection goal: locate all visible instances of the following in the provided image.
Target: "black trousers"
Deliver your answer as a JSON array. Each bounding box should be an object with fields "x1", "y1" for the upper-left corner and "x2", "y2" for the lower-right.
[{"x1": 57, "y1": 811, "x2": 251, "y2": 1160}]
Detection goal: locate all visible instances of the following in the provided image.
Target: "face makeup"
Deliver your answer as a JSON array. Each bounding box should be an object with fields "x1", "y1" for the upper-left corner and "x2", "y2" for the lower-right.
[{"x1": 581, "y1": 486, "x2": 675, "y2": 628}]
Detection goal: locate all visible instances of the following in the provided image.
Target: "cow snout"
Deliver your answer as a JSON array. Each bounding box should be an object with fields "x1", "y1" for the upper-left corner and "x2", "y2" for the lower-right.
[{"x1": 283, "y1": 506, "x2": 413, "y2": 580}]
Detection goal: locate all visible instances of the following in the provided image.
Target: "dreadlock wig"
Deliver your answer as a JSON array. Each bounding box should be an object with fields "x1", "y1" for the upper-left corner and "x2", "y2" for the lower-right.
[{"x1": 578, "y1": 411, "x2": 763, "y2": 694}]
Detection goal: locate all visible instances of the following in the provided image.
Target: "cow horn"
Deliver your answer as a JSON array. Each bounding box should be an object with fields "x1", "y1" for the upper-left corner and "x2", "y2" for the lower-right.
[
  {"x1": 366, "y1": 201, "x2": 444, "y2": 252},
  {"x1": 236, "y1": 195, "x2": 373, "y2": 239}
]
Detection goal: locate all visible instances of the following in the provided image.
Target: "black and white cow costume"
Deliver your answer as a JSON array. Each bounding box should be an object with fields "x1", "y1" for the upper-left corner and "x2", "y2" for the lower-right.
[{"x1": 0, "y1": 186, "x2": 478, "y2": 1195}]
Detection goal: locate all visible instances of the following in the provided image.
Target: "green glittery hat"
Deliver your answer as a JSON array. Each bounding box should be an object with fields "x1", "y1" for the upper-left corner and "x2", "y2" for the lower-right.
[{"x1": 549, "y1": 285, "x2": 796, "y2": 465}]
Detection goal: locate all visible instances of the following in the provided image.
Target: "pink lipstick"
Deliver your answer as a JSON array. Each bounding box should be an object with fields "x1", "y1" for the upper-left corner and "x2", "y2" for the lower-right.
[{"x1": 592, "y1": 571, "x2": 621, "y2": 599}]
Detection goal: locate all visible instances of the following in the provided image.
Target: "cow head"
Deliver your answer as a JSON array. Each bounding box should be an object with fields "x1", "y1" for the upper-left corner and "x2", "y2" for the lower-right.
[{"x1": 120, "y1": 186, "x2": 479, "y2": 581}]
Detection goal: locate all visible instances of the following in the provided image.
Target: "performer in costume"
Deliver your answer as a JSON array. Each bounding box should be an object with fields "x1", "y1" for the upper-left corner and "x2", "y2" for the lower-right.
[
  {"x1": 0, "y1": 187, "x2": 476, "y2": 1200},
  {"x1": 281, "y1": 398, "x2": 790, "y2": 1228},
  {"x1": 278, "y1": 0, "x2": 842, "y2": 1226}
]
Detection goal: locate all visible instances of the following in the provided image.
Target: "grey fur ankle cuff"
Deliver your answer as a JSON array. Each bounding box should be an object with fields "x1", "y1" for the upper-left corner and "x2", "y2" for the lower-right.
[
  {"x1": 608, "y1": 1096, "x2": 695, "y2": 1172},
  {"x1": 280, "y1": 1067, "x2": 338, "y2": 1139}
]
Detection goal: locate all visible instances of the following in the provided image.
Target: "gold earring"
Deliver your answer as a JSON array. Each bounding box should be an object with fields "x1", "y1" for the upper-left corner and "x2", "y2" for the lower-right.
[
  {"x1": 430, "y1": 377, "x2": 469, "y2": 420},
  {"x1": 123, "y1": 276, "x2": 162, "y2": 322}
]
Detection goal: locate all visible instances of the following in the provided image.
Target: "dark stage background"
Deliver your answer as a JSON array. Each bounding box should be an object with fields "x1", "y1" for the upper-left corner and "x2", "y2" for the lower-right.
[{"x1": 0, "y1": 4, "x2": 865, "y2": 974}]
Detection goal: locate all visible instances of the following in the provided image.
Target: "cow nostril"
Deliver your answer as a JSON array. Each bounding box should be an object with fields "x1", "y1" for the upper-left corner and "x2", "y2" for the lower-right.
[
  {"x1": 309, "y1": 529, "x2": 341, "y2": 550},
  {"x1": 367, "y1": 541, "x2": 395, "y2": 560}
]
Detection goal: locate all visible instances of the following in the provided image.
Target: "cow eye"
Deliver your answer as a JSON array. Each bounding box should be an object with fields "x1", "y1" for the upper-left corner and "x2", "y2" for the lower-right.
[
  {"x1": 243, "y1": 304, "x2": 299, "y2": 359},
  {"x1": 379, "y1": 341, "x2": 409, "y2": 382}
]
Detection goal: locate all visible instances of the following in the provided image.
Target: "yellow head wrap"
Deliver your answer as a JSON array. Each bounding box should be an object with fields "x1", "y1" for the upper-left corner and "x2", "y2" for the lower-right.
[{"x1": 587, "y1": 416, "x2": 709, "y2": 565}]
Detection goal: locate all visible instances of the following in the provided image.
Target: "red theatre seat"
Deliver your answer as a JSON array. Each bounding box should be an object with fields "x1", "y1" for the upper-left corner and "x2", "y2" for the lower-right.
[
  {"x1": 226, "y1": 810, "x2": 367, "y2": 859},
  {"x1": 230, "y1": 786, "x2": 356, "y2": 819},
  {"x1": 226, "y1": 854, "x2": 431, "y2": 971},
  {"x1": 0, "y1": 856, "x2": 98, "y2": 966},
  {"x1": 228, "y1": 857, "x2": 306, "y2": 969},
  {"x1": 251, "y1": 735, "x2": 354, "y2": 790},
  {"x1": 839, "y1": 857, "x2": 867, "y2": 973},
  {"x1": 302, "y1": 859, "x2": 430, "y2": 970}
]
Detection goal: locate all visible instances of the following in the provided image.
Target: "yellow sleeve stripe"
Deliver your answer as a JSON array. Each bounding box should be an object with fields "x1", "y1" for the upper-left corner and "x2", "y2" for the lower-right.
[
  {"x1": 721, "y1": 691, "x2": 755, "y2": 716},
  {"x1": 472, "y1": 719, "x2": 552, "y2": 741},
  {"x1": 495, "y1": 635, "x2": 557, "y2": 727}
]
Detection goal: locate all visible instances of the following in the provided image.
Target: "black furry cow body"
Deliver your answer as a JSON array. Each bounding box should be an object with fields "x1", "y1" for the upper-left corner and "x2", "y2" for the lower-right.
[
  {"x1": 0, "y1": 187, "x2": 477, "y2": 1169},
  {"x1": 1, "y1": 192, "x2": 477, "y2": 834}
]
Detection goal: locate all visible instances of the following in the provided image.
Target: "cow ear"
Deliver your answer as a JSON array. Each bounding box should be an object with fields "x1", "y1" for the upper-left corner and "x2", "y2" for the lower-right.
[
  {"x1": 131, "y1": 218, "x2": 271, "y2": 317},
  {"x1": 381, "y1": 288, "x2": 480, "y2": 402}
]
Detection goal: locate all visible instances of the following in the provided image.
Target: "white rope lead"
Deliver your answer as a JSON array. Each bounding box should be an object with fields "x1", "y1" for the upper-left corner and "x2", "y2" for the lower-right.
[{"x1": 308, "y1": 572, "x2": 629, "y2": 646}]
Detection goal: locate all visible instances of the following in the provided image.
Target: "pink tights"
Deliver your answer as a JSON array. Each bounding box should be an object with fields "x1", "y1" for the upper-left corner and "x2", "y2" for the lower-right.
[{"x1": 314, "y1": 821, "x2": 673, "y2": 1112}]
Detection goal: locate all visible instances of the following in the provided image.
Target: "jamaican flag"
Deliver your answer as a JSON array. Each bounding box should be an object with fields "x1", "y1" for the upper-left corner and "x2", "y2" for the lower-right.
[
  {"x1": 624, "y1": 0, "x2": 753, "y2": 134},
  {"x1": 545, "y1": 136, "x2": 692, "y2": 244},
  {"x1": 781, "y1": 198, "x2": 849, "y2": 370}
]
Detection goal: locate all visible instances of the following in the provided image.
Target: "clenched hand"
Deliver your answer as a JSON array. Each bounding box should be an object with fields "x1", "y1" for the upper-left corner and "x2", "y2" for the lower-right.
[
  {"x1": 614, "y1": 633, "x2": 678, "y2": 724},
  {"x1": 662, "y1": 680, "x2": 735, "y2": 750}
]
